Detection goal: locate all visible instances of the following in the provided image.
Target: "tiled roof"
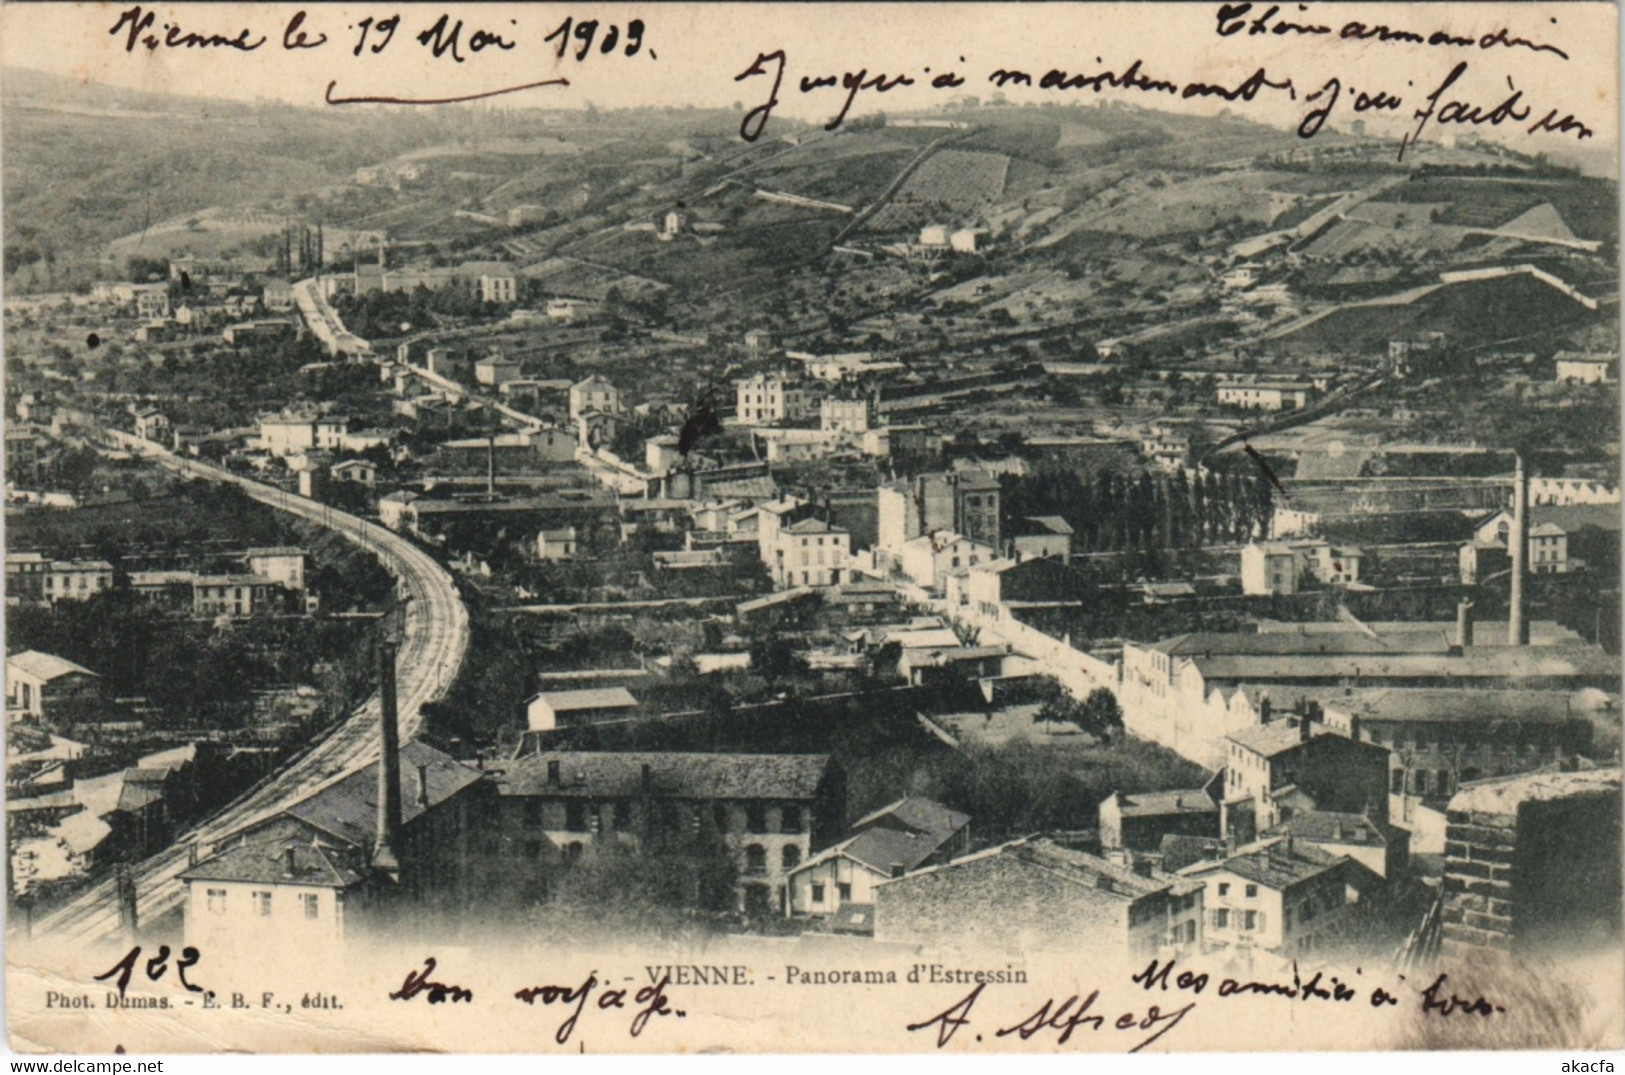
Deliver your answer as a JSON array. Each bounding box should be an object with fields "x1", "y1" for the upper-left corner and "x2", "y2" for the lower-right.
[
  {"x1": 1290, "y1": 686, "x2": 1585, "y2": 724},
  {"x1": 1017, "y1": 515, "x2": 1074, "y2": 536},
  {"x1": 1158, "y1": 834, "x2": 1228, "y2": 873},
  {"x1": 854, "y1": 796, "x2": 970, "y2": 841},
  {"x1": 1153, "y1": 630, "x2": 1448, "y2": 657},
  {"x1": 283, "y1": 741, "x2": 485, "y2": 849},
  {"x1": 182, "y1": 838, "x2": 366, "y2": 888},
  {"x1": 494, "y1": 752, "x2": 833, "y2": 801},
  {"x1": 1447, "y1": 767, "x2": 1622, "y2": 815},
  {"x1": 6, "y1": 651, "x2": 97, "y2": 682},
  {"x1": 840, "y1": 827, "x2": 949, "y2": 873},
  {"x1": 783, "y1": 516, "x2": 847, "y2": 535},
  {"x1": 1111, "y1": 788, "x2": 1218, "y2": 817},
  {"x1": 1194, "y1": 647, "x2": 1621, "y2": 682},
  {"x1": 1181, "y1": 836, "x2": 1350, "y2": 890},
  {"x1": 1264, "y1": 811, "x2": 1391, "y2": 847},
  {"x1": 1227, "y1": 719, "x2": 1329, "y2": 757},
  {"x1": 884, "y1": 836, "x2": 1199, "y2": 900},
  {"x1": 115, "y1": 775, "x2": 168, "y2": 814}
]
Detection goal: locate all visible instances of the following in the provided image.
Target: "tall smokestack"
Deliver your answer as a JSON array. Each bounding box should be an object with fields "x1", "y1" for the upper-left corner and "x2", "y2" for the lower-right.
[
  {"x1": 372, "y1": 639, "x2": 403, "y2": 879},
  {"x1": 1508, "y1": 455, "x2": 1530, "y2": 646},
  {"x1": 487, "y1": 432, "x2": 496, "y2": 498}
]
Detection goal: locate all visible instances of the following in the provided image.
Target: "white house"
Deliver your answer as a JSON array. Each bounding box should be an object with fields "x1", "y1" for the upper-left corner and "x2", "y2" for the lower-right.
[
  {"x1": 788, "y1": 796, "x2": 970, "y2": 918},
  {"x1": 899, "y1": 531, "x2": 996, "y2": 592},
  {"x1": 569, "y1": 376, "x2": 620, "y2": 421},
  {"x1": 1218, "y1": 383, "x2": 1312, "y2": 411},
  {"x1": 771, "y1": 517, "x2": 850, "y2": 589},
  {"x1": 475, "y1": 352, "x2": 522, "y2": 387},
  {"x1": 182, "y1": 841, "x2": 359, "y2": 953},
  {"x1": 1240, "y1": 542, "x2": 1299, "y2": 596},
  {"x1": 244, "y1": 547, "x2": 307, "y2": 592},
  {"x1": 1177, "y1": 836, "x2": 1385, "y2": 962},
  {"x1": 735, "y1": 374, "x2": 814, "y2": 426},
  {"x1": 258, "y1": 414, "x2": 317, "y2": 456},
  {"x1": 5, "y1": 651, "x2": 99, "y2": 723},
  {"x1": 330, "y1": 459, "x2": 377, "y2": 486},
  {"x1": 1554, "y1": 352, "x2": 1615, "y2": 384},
  {"x1": 45, "y1": 560, "x2": 114, "y2": 603},
  {"x1": 525, "y1": 687, "x2": 638, "y2": 731},
  {"x1": 537, "y1": 527, "x2": 579, "y2": 562},
  {"x1": 1528, "y1": 522, "x2": 1569, "y2": 574}
]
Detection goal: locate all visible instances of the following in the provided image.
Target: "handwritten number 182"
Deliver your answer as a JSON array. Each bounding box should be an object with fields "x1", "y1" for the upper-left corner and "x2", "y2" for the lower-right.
[{"x1": 545, "y1": 18, "x2": 645, "y2": 60}]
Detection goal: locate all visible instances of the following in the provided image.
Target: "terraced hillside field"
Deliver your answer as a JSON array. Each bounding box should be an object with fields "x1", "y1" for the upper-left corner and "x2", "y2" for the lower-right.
[{"x1": 864, "y1": 149, "x2": 1011, "y2": 232}]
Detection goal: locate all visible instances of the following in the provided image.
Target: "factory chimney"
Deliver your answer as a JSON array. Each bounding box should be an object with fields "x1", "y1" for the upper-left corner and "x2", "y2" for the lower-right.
[
  {"x1": 1508, "y1": 455, "x2": 1530, "y2": 646},
  {"x1": 1456, "y1": 598, "x2": 1475, "y2": 650},
  {"x1": 487, "y1": 432, "x2": 497, "y2": 498},
  {"x1": 372, "y1": 639, "x2": 403, "y2": 880}
]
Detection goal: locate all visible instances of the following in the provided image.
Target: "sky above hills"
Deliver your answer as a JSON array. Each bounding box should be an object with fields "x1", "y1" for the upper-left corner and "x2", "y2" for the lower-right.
[{"x1": 1, "y1": 1, "x2": 1616, "y2": 170}]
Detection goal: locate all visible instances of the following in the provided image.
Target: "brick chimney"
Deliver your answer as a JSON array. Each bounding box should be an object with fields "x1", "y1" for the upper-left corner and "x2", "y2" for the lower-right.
[
  {"x1": 416, "y1": 763, "x2": 430, "y2": 810},
  {"x1": 1456, "y1": 598, "x2": 1475, "y2": 649},
  {"x1": 1299, "y1": 714, "x2": 1313, "y2": 743},
  {"x1": 371, "y1": 639, "x2": 402, "y2": 880}
]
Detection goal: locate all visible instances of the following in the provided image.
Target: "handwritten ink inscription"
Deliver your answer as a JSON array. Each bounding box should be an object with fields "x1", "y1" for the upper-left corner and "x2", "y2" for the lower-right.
[{"x1": 905, "y1": 960, "x2": 1509, "y2": 1052}]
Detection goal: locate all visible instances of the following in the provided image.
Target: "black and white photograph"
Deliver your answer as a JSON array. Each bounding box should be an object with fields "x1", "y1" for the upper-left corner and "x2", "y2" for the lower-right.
[{"x1": 1, "y1": 0, "x2": 1620, "y2": 1057}]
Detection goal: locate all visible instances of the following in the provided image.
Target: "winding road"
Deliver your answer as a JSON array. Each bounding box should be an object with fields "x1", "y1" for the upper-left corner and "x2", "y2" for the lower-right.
[{"x1": 28, "y1": 437, "x2": 469, "y2": 944}]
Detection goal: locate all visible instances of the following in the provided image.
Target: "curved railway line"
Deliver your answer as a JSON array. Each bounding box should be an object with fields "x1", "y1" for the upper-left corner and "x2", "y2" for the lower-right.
[{"x1": 28, "y1": 441, "x2": 469, "y2": 944}]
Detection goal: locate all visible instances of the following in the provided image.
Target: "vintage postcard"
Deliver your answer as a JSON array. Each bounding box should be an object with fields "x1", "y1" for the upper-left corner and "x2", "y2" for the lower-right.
[{"x1": 2, "y1": 0, "x2": 1620, "y2": 1057}]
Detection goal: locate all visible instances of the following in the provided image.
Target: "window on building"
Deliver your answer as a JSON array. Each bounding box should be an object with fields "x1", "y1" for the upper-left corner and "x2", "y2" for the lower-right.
[
  {"x1": 1392, "y1": 769, "x2": 1405, "y2": 795},
  {"x1": 1218, "y1": 882, "x2": 1230, "y2": 897},
  {"x1": 1215, "y1": 909, "x2": 1229, "y2": 929},
  {"x1": 782, "y1": 846, "x2": 801, "y2": 870},
  {"x1": 746, "y1": 804, "x2": 768, "y2": 834},
  {"x1": 745, "y1": 845, "x2": 767, "y2": 875},
  {"x1": 565, "y1": 802, "x2": 588, "y2": 832},
  {"x1": 252, "y1": 891, "x2": 272, "y2": 917},
  {"x1": 837, "y1": 883, "x2": 851, "y2": 902},
  {"x1": 1245, "y1": 884, "x2": 1258, "y2": 899},
  {"x1": 1414, "y1": 771, "x2": 1429, "y2": 796},
  {"x1": 781, "y1": 806, "x2": 803, "y2": 834},
  {"x1": 564, "y1": 842, "x2": 584, "y2": 864},
  {"x1": 301, "y1": 893, "x2": 320, "y2": 920},
  {"x1": 811, "y1": 883, "x2": 826, "y2": 905},
  {"x1": 206, "y1": 888, "x2": 227, "y2": 915},
  {"x1": 1243, "y1": 910, "x2": 1258, "y2": 931}
]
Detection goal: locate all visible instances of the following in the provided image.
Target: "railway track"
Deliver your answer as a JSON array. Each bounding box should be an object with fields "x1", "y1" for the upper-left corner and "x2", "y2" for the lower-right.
[{"x1": 28, "y1": 441, "x2": 469, "y2": 944}]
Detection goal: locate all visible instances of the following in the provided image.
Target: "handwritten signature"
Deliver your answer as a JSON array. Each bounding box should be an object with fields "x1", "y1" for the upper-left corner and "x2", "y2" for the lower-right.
[{"x1": 906, "y1": 982, "x2": 1197, "y2": 1052}]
